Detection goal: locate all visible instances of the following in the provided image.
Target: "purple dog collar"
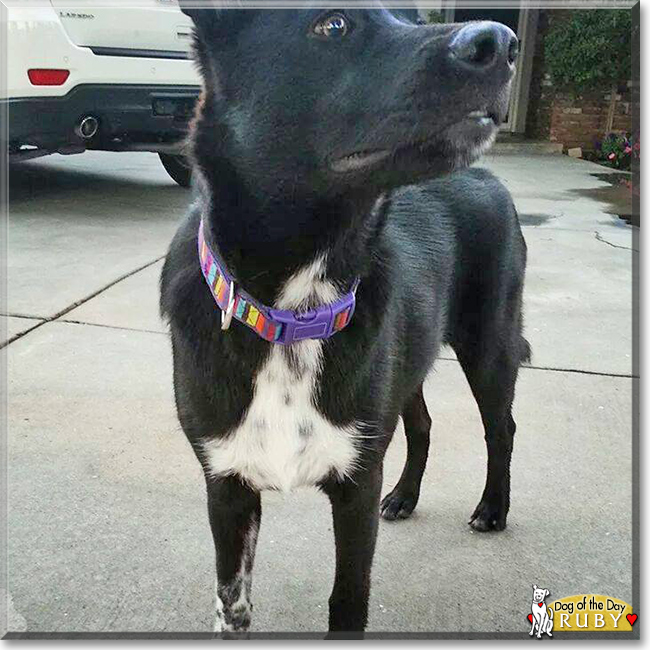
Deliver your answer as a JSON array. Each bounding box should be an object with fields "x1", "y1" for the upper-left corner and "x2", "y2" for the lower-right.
[{"x1": 198, "y1": 219, "x2": 359, "y2": 345}]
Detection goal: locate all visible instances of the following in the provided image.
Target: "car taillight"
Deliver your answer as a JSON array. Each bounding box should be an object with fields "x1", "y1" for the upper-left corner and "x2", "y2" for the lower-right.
[{"x1": 28, "y1": 69, "x2": 70, "y2": 86}]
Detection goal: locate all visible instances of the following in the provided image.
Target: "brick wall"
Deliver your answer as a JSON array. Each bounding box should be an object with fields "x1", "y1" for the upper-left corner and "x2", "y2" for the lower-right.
[
  {"x1": 546, "y1": 85, "x2": 632, "y2": 151},
  {"x1": 525, "y1": 10, "x2": 632, "y2": 152}
]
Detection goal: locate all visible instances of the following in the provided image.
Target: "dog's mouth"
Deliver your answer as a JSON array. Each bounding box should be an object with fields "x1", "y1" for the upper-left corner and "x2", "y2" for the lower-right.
[
  {"x1": 465, "y1": 109, "x2": 500, "y2": 127},
  {"x1": 330, "y1": 149, "x2": 393, "y2": 174},
  {"x1": 330, "y1": 109, "x2": 500, "y2": 174}
]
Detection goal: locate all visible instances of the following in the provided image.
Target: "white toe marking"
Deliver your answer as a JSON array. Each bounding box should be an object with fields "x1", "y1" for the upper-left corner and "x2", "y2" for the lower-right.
[{"x1": 213, "y1": 514, "x2": 258, "y2": 633}]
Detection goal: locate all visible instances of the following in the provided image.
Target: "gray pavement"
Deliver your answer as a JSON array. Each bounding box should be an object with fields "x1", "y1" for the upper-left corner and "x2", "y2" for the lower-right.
[{"x1": 3, "y1": 150, "x2": 635, "y2": 635}]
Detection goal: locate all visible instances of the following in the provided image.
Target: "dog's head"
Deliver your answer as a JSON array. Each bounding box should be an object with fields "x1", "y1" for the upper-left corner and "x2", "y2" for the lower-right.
[
  {"x1": 532, "y1": 585, "x2": 550, "y2": 604},
  {"x1": 182, "y1": 5, "x2": 517, "y2": 199}
]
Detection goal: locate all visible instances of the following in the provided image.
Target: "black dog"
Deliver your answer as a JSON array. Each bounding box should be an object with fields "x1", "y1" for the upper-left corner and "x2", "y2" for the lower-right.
[{"x1": 161, "y1": 7, "x2": 529, "y2": 635}]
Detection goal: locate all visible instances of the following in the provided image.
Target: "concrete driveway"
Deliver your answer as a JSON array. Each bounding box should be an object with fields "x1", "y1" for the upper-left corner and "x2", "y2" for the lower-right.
[{"x1": 3, "y1": 150, "x2": 636, "y2": 636}]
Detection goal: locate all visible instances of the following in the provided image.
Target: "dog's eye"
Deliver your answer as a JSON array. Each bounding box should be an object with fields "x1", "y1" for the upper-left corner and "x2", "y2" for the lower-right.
[{"x1": 313, "y1": 13, "x2": 349, "y2": 38}]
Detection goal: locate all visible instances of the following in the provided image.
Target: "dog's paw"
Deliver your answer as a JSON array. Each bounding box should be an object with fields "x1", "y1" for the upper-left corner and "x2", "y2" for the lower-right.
[
  {"x1": 218, "y1": 630, "x2": 251, "y2": 640},
  {"x1": 380, "y1": 488, "x2": 418, "y2": 521},
  {"x1": 325, "y1": 631, "x2": 366, "y2": 640},
  {"x1": 213, "y1": 620, "x2": 251, "y2": 640},
  {"x1": 468, "y1": 501, "x2": 507, "y2": 532}
]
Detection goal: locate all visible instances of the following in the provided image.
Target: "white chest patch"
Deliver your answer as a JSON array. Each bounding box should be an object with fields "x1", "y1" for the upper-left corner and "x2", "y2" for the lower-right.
[{"x1": 202, "y1": 257, "x2": 361, "y2": 492}]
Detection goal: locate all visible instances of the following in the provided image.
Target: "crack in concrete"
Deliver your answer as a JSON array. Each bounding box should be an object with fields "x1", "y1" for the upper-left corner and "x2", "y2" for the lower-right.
[
  {"x1": 58, "y1": 318, "x2": 168, "y2": 337},
  {"x1": 437, "y1": 356, "x2": 635, "y2": 380},
  {"x1": 0, "y1": 313, "x2": 45, "y2": 321},
  {"x1": 2, "y1": 266, "x2": 634, "y2": 381},
  {"x1": 4, "y1": 311, "x2": 633, "y2": 379},
  {"x1": 523, "y1": 363, "x2": 636, "y2": 379},
  {"x1": 0, "y1": 256, "x2": 165, "y2": 350},
  {"x1": 5, "y1": 317, "x2": 632, "y2": 379},
  {"x1": 595, "y1": 231, "x2": 635, "y2": 251}
]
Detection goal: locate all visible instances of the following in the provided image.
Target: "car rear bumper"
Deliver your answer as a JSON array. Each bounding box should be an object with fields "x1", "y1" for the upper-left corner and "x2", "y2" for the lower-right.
[
  {"x1": 6, "y1": 83, "x2": 200, "y2": 153},
  {"x1": 5, "y1": 6, "x2": 199, "y2": 100}
]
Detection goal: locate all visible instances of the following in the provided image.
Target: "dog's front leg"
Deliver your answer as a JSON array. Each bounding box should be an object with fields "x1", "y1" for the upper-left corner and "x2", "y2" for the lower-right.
[
  {"x1": 323, "y1": 467, "x2": 382, "y2": 637},
  {"x1": 206, "y1": 475, "x2": 261, "y2": 637}
]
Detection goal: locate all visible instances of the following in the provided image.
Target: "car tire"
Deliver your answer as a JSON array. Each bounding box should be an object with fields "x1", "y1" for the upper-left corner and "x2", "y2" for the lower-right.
[{"x1": 159, "y1": 152, "x2": 193, "y2": 188}]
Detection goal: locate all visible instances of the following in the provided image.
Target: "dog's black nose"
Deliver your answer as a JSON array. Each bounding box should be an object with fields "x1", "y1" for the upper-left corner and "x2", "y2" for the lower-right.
[{"x1": 449, "y1": 21, "x2": 518, "y2": 70}]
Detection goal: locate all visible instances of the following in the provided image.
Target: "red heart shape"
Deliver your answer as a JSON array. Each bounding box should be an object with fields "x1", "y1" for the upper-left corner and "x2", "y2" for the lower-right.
[
  {"x1": 627, "y1": 613, "x2": 637, "y2": 626},
  {"x1": 527, "y1": 614, "x2": 533, "y2": 623},
  {"x1": 538, "y1": 603, "x2": 544, "y2": 607}
]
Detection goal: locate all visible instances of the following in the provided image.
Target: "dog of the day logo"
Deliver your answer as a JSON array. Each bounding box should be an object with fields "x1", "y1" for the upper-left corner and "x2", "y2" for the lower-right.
[
  {"x1": 528, "y1": 585, "x2": 554, "y2": 638},
  {"x1": 527, "y1": 586, "x2": 637, "y2": 636}
]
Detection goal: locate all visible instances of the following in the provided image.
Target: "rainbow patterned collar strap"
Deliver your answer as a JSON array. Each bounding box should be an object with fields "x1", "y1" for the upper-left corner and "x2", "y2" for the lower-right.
[{"x1": 198, "y1": 219, "x2": 359, "y2": 345}]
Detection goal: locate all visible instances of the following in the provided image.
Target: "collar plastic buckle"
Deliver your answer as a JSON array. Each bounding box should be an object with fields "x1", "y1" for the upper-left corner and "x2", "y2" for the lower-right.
[{"x1": 269, "y1": 290, "x2": 356, "y2": 346}]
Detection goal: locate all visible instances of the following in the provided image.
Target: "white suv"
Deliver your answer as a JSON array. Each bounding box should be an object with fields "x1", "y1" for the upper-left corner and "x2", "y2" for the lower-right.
[{"x1": 3, "y1": 0, "x2": 201, "y2": 186}]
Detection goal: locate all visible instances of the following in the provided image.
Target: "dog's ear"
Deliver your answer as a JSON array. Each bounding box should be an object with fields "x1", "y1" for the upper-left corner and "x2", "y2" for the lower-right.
[
  {"x1": 178, "y1": 1, "x2": 252, "y2": 39},
  {"x1": 532, "y1": 584, "x2": 537, "y2": 590},
  {"x1": 544, "y1": 589, "x2": 550, "y2": 597},
  {"x1": 178, "y1": 1, "x2": 219, "y2": 34}
]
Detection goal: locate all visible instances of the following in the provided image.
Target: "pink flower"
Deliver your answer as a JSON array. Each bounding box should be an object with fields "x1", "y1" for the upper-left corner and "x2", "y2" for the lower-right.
[
  {"x1": 609, "y1": 153, "x2": 616, "y2": 160},
  {"x1": 624, "y1": 146, "x2": 632, "y2": 154}
]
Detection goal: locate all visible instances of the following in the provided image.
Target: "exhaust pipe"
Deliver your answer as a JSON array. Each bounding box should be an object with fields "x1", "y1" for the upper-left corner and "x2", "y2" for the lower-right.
[{"x1": 76, "y1": 115, "x2": 99, "y2": 140}]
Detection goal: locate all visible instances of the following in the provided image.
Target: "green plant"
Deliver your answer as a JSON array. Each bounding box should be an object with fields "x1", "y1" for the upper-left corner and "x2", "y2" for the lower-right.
[
  {"x1": 427, "y1": 10, "x2": 444, "y2": 24},
  {"x1": 544, "y1": 10, "x2": 632, "y2": 93}
]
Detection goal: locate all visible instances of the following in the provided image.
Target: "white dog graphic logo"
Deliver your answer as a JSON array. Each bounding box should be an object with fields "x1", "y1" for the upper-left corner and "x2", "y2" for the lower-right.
[{"x1": 529, "y1": 584, "x2": 554, "y2": 638}]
